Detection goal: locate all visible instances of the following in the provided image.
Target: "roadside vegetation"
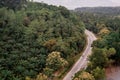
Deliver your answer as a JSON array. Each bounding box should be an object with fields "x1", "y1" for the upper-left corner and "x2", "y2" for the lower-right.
[{"x1": 73, "y1": 7, "x2": 120, "y2": 80}]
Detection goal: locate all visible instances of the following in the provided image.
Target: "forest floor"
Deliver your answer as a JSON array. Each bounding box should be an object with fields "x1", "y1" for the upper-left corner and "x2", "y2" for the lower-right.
[{"x1": 106, "y1": 66, "x2": 120, "y2": 80}]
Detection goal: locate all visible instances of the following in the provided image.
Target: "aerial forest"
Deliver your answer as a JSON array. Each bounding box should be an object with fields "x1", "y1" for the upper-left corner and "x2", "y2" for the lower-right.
[{"x1": 0, "y1": 1, "x2": 85, "y2": 80}]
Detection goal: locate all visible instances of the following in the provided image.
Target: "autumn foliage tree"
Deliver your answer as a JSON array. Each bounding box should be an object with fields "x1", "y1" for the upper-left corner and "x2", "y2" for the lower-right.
[
  {"x1": 73, "y1": 71, "x2": 95, "y2": 80},
  {"x1": 46, "y1": 51, "x2": 68, "y2": 71}
]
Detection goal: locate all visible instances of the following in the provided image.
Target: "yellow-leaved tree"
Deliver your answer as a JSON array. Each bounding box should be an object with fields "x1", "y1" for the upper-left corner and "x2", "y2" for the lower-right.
[
  {"x1": 73, "y1": 71, "x2": 95, "y2": 80},
  {"x1": 46, "y1": 51, "x2": 68, "y2": 71}
]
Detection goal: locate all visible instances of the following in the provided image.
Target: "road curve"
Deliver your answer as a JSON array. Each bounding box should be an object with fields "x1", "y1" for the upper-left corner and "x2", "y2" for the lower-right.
[{"x1": 63, "y1": 29, "x2": 97, "y2": 80}]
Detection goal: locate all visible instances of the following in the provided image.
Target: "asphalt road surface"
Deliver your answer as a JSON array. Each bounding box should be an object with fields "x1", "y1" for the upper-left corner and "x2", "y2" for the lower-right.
[{"x1": 63, "y1": 30, "x2": 97, "y2": 80}]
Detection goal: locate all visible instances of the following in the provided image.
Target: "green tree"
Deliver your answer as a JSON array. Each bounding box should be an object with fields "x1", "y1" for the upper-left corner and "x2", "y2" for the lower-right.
[
  {"x1": 92, "y1": 39, "x2": 107, "y2": 48},
  {"x1": 106, "y1": 48, "x2": 116, "y2": 57},
  {"x1": 43, "y1": 67, "x2": 53, "y2": 77},
  {"x1": 59, "y1": 6, "x2": 70, "y2": 18},
  {"x1": 91, "y1": 67, "x2": 105, "y2": 80},
  {"x1": 0, "y1": 0, "x2": 27, "y2": 10},
  {"x1": 89, "y1": 48, "x2": 108, "y2": 68}
]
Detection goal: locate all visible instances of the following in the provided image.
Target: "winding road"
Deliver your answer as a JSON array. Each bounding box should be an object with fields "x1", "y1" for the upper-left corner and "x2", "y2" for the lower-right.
[{"x1": 63, "y1": 30, "x2": 97, "y2": 80}]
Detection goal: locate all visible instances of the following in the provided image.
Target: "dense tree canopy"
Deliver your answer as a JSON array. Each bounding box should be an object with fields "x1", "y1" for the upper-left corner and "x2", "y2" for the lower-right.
[
  {"x1": 0, "y1": 2, "x2": 85, "y2": 80},
  {"x1": 0, "y1": 0, "x2": 27, "y2": 10}
]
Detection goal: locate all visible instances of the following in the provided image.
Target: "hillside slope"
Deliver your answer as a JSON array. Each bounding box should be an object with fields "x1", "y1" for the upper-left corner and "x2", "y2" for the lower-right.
[{"x1": 0, "y1": 2, "x2": 86, "y2": 80}]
